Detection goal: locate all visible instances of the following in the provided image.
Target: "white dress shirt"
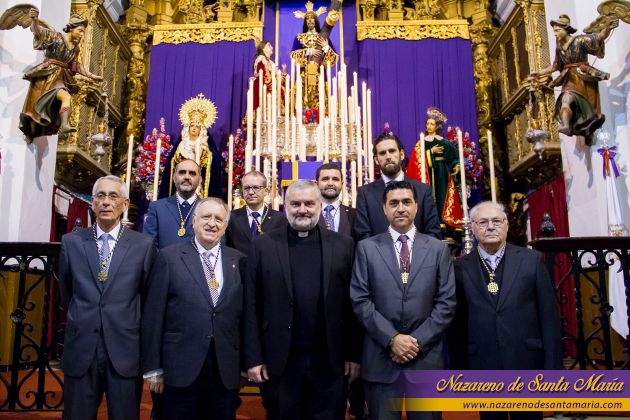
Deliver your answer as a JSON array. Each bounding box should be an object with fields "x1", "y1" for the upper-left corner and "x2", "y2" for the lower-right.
[
  {"x1": 246, "y1": 205, "x2": 266, "y2": 231},
  {"x1": 388, "y1": 225, "x2": 417, "y2": 270},
  {"x1": 96, "y1": 222, "x2": 121, "y2": 252},
  {"x1": 381, "y1": 171, "x2": 405, "y2": 184}
]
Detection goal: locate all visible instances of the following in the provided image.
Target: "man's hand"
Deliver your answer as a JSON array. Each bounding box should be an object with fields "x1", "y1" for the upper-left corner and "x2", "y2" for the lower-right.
[
  {"x1": 431, "y1": 145, "x2": 444, "y2": 154},
  {"x1": 389, "y1": 350, "x2": 407, "y2": 364},
  {"x1": 390, "y1": 334, "x2": 420, "y2": 362},
  {"x1": 247, "y1": 364, "x2": 269, "y2": 383},
  {"x1": 146, "y1": 375, "x2": 164, "y2": 394},
  {"x1": 345, "y1": 361, "x2": 360, "y2": 383},
  {"x1": 317, "y1": 36, "x2": 329, "y2": 49}
]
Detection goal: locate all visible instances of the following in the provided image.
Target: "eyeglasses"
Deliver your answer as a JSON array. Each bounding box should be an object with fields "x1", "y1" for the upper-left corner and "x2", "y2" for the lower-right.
[
  {"x1": 93, "y1": 193, "x2": 124, "y2": 202},
  {"x1": 473, "y1": 218, "x2": 506, "y2": 228},
  {"x1": 242, "y1": 185, "x2": 265, "y2": 193},
  {"x1": 197, "y1": 215, "x2": 226, "y2": 225}
]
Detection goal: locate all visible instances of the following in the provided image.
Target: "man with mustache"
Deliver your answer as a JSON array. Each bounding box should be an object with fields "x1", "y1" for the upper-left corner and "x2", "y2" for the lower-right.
[
  {"x1": 351, "y1": 181, "x2": 455, "y2": 420},
  {"x1": 144, "y1": 159, "x2": 201, "y2": 249},
  {"x1": 316, "y1": 163, "x2": 356, "y2": 238},
  {"x1": 244, "y1": 180, "x2": 361, "y2": 419},
  {"x1": 354, "y1": 132, "x2": 440, "y2": 241},
  {"x1": 449, "y1": 201, "x2": 562, "y2": 420}
]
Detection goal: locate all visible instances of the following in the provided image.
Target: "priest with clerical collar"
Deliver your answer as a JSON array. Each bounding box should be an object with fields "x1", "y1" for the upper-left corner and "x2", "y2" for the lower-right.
[
  {"x1": 244, "y1": 179, "x2": 361, "y2": 419},
  {"x1": 225, "y1": 170, "x2": 286, "y2": 255}
]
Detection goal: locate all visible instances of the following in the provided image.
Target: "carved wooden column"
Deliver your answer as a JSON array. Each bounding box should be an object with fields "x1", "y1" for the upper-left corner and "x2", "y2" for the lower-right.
[
  {"x1": 124, "y1": 23, "x2": 151, "y2": 144},
  {"x1": 470, "y1": 22, "x2": 503, "y2": 201}
]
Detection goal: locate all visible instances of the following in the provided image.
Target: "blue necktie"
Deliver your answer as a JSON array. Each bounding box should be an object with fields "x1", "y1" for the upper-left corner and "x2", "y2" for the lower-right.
[
  {"x1": 180, "y1": 200, "x2": 191, "y2": 219},
  {"x1": 323, "y1": 205, "x2": 335, "y2": 231},
  {"x1": 98, "y1": 233, "x2": 111, "y2": 283},
  {"x1": 251, "y1": 212, "x2": 260, "y2": 236}
]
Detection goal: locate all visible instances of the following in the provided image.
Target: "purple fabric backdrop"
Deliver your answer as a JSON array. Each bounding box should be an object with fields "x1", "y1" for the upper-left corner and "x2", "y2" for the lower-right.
[
  {"x1": 144, "y1": 41, "x2": 254, "y2": 148},
  {"x1": 357, "y1": 38, "x2": 479, "y2": 156}
]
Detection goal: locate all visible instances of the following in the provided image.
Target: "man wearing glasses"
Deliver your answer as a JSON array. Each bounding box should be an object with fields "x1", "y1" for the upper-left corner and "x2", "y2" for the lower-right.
[
  {"x1": 58, "y1": 175, "x2": 157, "y2": 419},
  {"x1": 449, "y1": 201, "x2": 562, "y2": 420},
  {"x1": 225, "y1": 170, "x2": 286, "y2": 255}
]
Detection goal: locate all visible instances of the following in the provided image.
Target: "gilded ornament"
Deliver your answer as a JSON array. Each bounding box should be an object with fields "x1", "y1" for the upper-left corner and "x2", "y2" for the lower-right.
[
  {"x1": 153, "y1": 23, "x2": 263, "y2": 45},
  {"x1": 356, "y1": 20, "x2": 469, "y2": 41},
  {"x1": 179, "y1": 93, "x2": 218, "y2": 129}
]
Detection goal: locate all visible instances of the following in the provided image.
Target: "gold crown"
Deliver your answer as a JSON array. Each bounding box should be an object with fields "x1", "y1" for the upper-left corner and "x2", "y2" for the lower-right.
[
  {"x1": 294, "y1": 1, "x2": 327, "y2": 19},
  {"x1": 178, "y1": 93, "x2": 217, "y2": 129}
]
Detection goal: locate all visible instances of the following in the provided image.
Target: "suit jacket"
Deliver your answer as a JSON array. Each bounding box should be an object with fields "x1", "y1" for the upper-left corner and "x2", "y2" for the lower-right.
[
  {"x1": 141, "y1": 242, "x2": 246, "y2": 389},
  {"x1": 143, "y1": 195, "x2": 197, "y2": 249},
  {"x1": 225, "y1": 206, "x2": 287, "y2": 255},
  {"x1": 317, "y1": 204, "x2": 356, "y2": 238},
  {"x1": 58, "y1": 227, "x2": 157, "y2": 378},
  {"x1": 353, "y1": 177, "x2": 440, "y2": 241},
  {"x1": 350, "y1": 231, "x2": 455, "y2": 384},
  {"x1": 243, "y1": 226, "x2": 361, "y2": 377},
  {"x1": 450, "y1": 244, "x2": 562, "y2": 370}
]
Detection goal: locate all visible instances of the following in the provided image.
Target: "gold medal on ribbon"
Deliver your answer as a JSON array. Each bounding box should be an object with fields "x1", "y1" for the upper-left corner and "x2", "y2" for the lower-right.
[
  {"x1": 177, "y1": 226, "x2": 186, "y2": 237},
  {"x1": 209, "y1": 279, "x2": 219, "y2": 289},
  {"x1": 98, "y1": 270, "x2": 108, "y2": 282},
  {"x1": 487, "y1": 281, "x2": 499, "y2": 294},
  {"x1": 401, "y1": 272, "x2": 409, "y2": 284}
]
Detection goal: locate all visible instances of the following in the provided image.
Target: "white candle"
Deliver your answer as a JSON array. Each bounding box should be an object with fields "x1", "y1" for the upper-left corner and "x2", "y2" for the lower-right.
[
  {"x1": 420, "y1": 132, "x2": 426, "y2": 184},
  {"x1": 291, "y1": 115, "x2": 297, "y2": 161},
  {"x1": 488, "y1": 130, "x2": 496, "y2": 203},
  {"x1": 152, "y1": 137, "x2": 161, "y2": 201},
  {"x1": 362, "y1": 82, "x2": 367, "y2": 166},
  {"x1": 259, "y1": 69, "x2": 264, "y2": 120},
  {"x1": 227, "y1": 134, "x2": 234, "y2": 209},
  {"x1": 300, "y1": 125, "x2": 307, "y2": 161},
  {"x1": 195, "y1": 139, "x2": 201, "y2": 165},
  {"x1": 255, "y1": 108, "x2": 261, "y2": 171},
  {"x1": 367, "y1": 89, "x2": 374, "y2": 182},
  {"x1": 356, "y1": 106, "x2": 362, "y2": 187},
  {"x1": 246, "y1": 79, "x2": 254, "y2": 172},
  {"x1": 123, "y1": 134, "x2": 134, "y2": 220},
  {"x1": 457, "y1": 129, "x2": 468, "y2": 219},
  {"x1": 324, "y1": 117, "x2": 330, "y2": 162},
  {"x1": 319, "y1": 65, "x2": 325, "y2": 125}
]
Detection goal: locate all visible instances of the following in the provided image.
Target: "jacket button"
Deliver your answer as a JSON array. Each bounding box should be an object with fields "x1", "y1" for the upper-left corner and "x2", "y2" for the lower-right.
[
  {"x1": 212, "y1": 313, "x2": 216, "y2": 318},
  {"x1": 288, "y1": 325, "x2": 292, "y2": 330}
]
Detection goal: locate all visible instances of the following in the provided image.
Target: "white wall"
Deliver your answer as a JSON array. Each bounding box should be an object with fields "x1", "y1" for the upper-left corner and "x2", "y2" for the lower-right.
[
  {"x1": 543, "y1": 1, "x2": 630, "y2": 236},
  {"x1": 0, "y1": 0, "x2": 71, "y2": 241}
]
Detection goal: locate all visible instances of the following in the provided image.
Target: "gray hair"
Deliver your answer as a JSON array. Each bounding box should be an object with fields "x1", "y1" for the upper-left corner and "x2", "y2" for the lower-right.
[
  {"x1": 285, "y1": 179, "x2": 322, "y2": 202},
  {"x1": 242, "y1": 170, "x2": 268, "y2": 188},
  {"x1": 193, "y1": 197, "x2": 230, "y2": 224},
  {"x1": 469, "y1": 200, "x2": 507, "y2": 222},
  {"x1": 92, "y1": 175, "x2": 129, "y2": 199}
]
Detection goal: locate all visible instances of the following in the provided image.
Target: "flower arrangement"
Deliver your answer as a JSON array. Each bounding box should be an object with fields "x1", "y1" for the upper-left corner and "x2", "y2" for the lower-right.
[
  {"x1": 133, "y1": 117, "x2": 173, "y2": 196},
  {"x1": 303, "y1": 108, "x2": 320, "y2": 124},
  {"x1": 445, "y1": 126, "x2": 484, "y2": 187},
  {"x1": 222, "y1": 128, "x2": 246, "y2": 188}
]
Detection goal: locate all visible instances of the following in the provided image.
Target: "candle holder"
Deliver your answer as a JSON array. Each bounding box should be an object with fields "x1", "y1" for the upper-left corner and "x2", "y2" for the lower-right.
[{"x1": 462, "y1": 216, "x2": 474, "y2": 255}]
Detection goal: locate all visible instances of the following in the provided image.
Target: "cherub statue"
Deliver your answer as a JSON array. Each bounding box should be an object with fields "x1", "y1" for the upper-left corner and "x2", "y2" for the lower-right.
[
  {"x1": 0, "y1": 5, "x2": 102, "y2": 142},
  {"x1": 527, "y1": 14, "x2": 618, "y2": 145}
]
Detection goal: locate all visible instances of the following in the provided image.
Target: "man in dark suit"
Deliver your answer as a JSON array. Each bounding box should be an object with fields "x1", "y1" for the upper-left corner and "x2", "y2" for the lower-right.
[
  {"x1": 316, "y1": 162, "x2": 356, "y2": 238},
  {"x1": 58, "y1": 175, "x2": 157, "y2": 420},
  {"x1": 144, "y1": 159, "x2": 201, "y2": 249},
  {"x1": 225, "y1": 170, "x2": 286, "y2": 254},
  {"x1": 351, "y1": 181, "x2": 455, "y2": 420},
  {"x1": 244, "y1": 180, "x2": 361, "y2": 419},
  {"x1": 450, "y1": 201, "x2": 562, "y2": 420},
  {"x1": 354, "y1": 133, "x2": 440, "y2": 241},
  {"x1": 142, "y1": 197, "x2": 245, "y2": 419}
]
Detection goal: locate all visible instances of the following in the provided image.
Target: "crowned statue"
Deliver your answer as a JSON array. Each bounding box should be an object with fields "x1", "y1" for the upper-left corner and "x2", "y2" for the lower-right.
[
  {"x1": 406, "y1": 107, "x2": 464, "y2": 236},
  {"x1": 0, "y1": 5, "x2": 102, "y2": 142},
  {"x1": 290, "y1": 1, "x2": 340, "y2": 110},
  {"x1": 170, "y1": 93, "x2": 218, "y2": 198}
]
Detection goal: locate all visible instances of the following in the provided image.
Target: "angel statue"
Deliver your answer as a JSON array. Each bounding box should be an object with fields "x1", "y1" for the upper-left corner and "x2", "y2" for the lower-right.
[
  {"x1": 169, "y1": 93, "x2": 218, "y2": 198},
  {"x1": 527, "y1": 14, "x2": 618, "y2": 145},
  {"x1": 0, "y1": 5, "x2": 102, "y2": 142}
]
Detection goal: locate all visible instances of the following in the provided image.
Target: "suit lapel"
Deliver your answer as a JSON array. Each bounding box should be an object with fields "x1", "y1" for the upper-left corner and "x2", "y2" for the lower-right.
[
  {"x1": 82, "y1": 228, "x2": 101, "y2": 289},
  {"x1": 166, "y1": 195, "x2": 182, "y2": 227},
  {"x1": 261, "y1": 207, "x2": 279, "y2": 233},
  {"x1": 235, "y1": 208, "x2": 252, "y2": 239},
  {"x1": 338, "y1": 206, "x2": 351, "y2": 236},
  {"x1": 215, "y1": 248, "x2": 236, "y2": 308},
  {"x1": 102, "y1": 229, "x2": 131, "y2": 294},
  {"x1": 374, "y1": 234, "x2": 404, "y2": 292},
  {"x1": 274, "y1": 230, "x2": 294, "y2": 299},
  {"x1": 181, "y1": 242, "x2": 214, "y2": 306},
  {"x1": 497, "y1": 245, "x2": 521, "y2": 310},
  {"x1": 406, "y1": 234, "x2": 430, "y2": 289},
  {"x1": 320, "y1": 228, "x2": 332, "y2": 299}
]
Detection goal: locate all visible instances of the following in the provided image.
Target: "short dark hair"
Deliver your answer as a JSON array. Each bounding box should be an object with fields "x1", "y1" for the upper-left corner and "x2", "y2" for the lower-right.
[
  {"x1": 382, "y1": 180, "x2": 417, "y2": 205},
  {"x1": 315, "y1": 162, "x2": 342, "y2": 181},
  {"x1": 373, "y1": 132, "x2": 404, "y2": 156}
]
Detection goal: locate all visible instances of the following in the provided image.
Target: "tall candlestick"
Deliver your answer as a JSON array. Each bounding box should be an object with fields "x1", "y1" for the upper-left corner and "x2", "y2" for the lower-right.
[
  {"x1": 291, "y1": 115, "x2": 297, "y2": 161},
  {"x1": 420, "y1": 132, "x2": 426, "y2": 183},
  {"x1": 319, "y1": 65, "x2": 325, "y2": 126},
  {"x1": 259, "y1": 69, "x2": 264, "y2": 120},
  {"x1": 487, "y1": 130, "x2": 496, "y2": 203},
  {"x1": 351, "y1": 160, "x2": 357, "y2": 208},
  {"x1": 285, "y1": 74, "x2": 290, "y2": 154},
  {"x1": 457, "y1": 129, "x2": 468, "y2": 218},
  {"x1": 356, "y1": 106, "x2": 362, "y2": 187},
  {"x1": 362, "y1": 82, "x2": 367, "y2": 165},
  {"x1": 227, "y1": 134, "x2": 234, "y2": 209},
  {"x1": 367, "y1": 89, "x2": 374, "y2": 181},
  {"x1": 324, "y1": 117, "x2": 330, "y2": 162},
  {"x1": 152, "y1": 137, "x2": 161, "y2": 201}
]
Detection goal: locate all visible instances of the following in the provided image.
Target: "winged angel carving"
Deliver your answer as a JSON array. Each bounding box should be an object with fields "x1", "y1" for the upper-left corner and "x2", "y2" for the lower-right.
[{"x1": 0, "y1": 4, "x2": 102, "y2": 142}]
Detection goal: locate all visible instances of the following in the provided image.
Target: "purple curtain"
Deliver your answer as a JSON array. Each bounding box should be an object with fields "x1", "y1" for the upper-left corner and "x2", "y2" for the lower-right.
[
  {"x1": 357, "y1": 38, "x2": 479, "y2": 155},
  {"x1": 144, "y1": 41, "x2": 254, "y2": 148}
]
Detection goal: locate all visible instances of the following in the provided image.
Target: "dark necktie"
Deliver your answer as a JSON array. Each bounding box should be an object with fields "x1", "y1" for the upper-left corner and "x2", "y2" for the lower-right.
[
  {"x1": 399, "y1": 234, "x2": 410, "y2": 274},
  {"x1": 323, "y1": 205, "x2": 335, "y2": 231},
  {"x1": 180, "y1": 200, "x2": 191, "y2": 219},
  {"x1": 251, "y1": 212, "x2": 260, "y2": 236}
]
